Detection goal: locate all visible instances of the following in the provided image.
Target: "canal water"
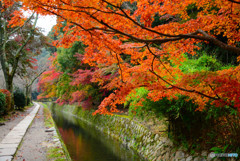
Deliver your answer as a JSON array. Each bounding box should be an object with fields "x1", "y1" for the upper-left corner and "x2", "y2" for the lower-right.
[{"x1": 51, "y1": 108, "x2": 145, "y2": 161}]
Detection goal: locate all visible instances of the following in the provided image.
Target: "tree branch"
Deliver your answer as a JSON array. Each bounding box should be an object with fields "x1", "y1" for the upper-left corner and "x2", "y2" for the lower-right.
[
  {"x1": 9, "y1": 13, "x2": 35, "y2": 36},
  {"x1": 146, "y1": 44, "x2": 175, "y2": 78},
  {"x1": 227, "y1": 0, "x2": 240, "y2": 4},
  {"x1": 27, "y1": 69, "x2": 46, "y2": 87},
  {"x1": 33, "y1": 0, "x2": 240, "y2": 54},
  {"x1": 11, "y1": 14, "x2": 38, "y2": 77}
]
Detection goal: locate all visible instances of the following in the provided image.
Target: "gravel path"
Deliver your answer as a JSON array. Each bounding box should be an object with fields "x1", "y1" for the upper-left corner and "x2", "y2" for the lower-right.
[
  {"x1": 13, "y1": 104, "x2": 52, "y2": 161},
  {"x1": 0, "y1": 106, "x2": 35, "y2": 142}
]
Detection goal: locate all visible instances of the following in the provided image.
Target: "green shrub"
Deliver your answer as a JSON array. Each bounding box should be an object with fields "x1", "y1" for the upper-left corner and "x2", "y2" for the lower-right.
[
  {"x1": 14, "y1": 89, "x2": 26, "y2": 109},
  {"x1": 0, "y1": 92, "x2": 6, "y2": 115},
  {"x1": 124, "y1": 87, "x2": 240, "y2": 152},
  {"x1": 124, "y1": 87, "x2": 150, "y2": 119},
  {"x1": 0, "y1": 89, "x2": 11, "y2": 113},
  {"x1": 180, "y1": 54, "x2": 230, "y2": 73},
  {"x1": 126, "y1": 89, "x2": 204, "y2": 138}
]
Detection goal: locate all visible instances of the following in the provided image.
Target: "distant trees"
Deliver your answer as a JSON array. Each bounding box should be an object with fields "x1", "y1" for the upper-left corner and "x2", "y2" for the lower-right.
[
  {"x1": 0, "y1": 1, "x2": 51, "y2": 109},
  {"x1": 0, "y1": 1, "x2": 38, "y2": 95},
  {"x1": 22, "y1": 66, "x2": 46, "y2": 105}
]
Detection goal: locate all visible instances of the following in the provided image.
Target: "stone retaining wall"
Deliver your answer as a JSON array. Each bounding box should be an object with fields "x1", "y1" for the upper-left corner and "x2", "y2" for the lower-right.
[{"x1": 52, "y1": 103, "x2": 235, "y2": 161}]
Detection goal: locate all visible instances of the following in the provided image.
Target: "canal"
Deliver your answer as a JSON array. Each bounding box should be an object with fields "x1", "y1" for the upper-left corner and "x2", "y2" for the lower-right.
[{"x1": 51, "y1": 108, "x2": 145, "y2": 161}]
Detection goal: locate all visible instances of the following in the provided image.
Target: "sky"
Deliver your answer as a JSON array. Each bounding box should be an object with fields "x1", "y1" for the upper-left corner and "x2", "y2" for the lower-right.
[
  {"x1": 36, "y1": 15, "x2": 57, "y2": 35},
  {"x1": 23, "y1": 11, "x2": 57, "y2": 35}
]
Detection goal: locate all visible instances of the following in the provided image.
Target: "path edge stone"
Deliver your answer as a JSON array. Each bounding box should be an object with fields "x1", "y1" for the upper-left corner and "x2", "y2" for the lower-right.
[
  {"x1": 41, "y1": 103, "x2": 72, "y2": 161},
  {"x1": 0, "y1": 102, "x2": 40, "y2": 161}
]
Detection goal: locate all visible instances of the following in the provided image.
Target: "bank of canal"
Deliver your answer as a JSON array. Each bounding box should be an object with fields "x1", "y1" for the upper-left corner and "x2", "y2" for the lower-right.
[
  {"x1": 50, "y1": 104, "x2": 145, "y2": 161},
  {"x1": 48, "y1": 103, "x2": 222, "y2": 161}
]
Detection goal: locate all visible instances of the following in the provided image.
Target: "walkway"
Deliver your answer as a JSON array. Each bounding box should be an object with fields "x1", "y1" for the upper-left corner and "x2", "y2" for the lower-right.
[{"x1": 0, "y1": 103, "x2": 40, "y2": 161}]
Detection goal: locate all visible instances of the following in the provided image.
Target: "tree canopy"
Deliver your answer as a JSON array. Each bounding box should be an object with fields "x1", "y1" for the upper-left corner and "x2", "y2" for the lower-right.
[
  {"x1": 0, "y1": 1, "x2": 42, "y2": 94},
  {"x1": 22, "y1": 0, "x2": 240, "y2": 114}
]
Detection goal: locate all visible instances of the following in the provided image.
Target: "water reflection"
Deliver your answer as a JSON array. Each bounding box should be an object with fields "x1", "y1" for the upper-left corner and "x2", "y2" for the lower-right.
[{"x1": 51, "y1": 108, "x2": 145, "y2": 161}]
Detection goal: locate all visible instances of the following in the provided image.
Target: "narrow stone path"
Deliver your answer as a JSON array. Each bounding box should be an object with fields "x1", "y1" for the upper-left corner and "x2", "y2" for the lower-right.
[
  {"x1": 0, "y1": 106, "x2": 35, "y2": 142},
  {"x1": 0, "y1": 103, "x2": 39, "y2": 161},
  {"x1": 13, "y1": 103, "x2": 50, "y2": 161}
]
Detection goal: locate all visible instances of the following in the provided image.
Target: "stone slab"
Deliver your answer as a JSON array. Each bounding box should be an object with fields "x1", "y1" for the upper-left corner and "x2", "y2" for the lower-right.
[
  {"x1": 12, "y1": 127, "x2": 27, "y2": 130},
  {"x1": 7, "y1": 132, "x2": 25, "y2": 136},
  {"x1": 0, "y1": 156, "x2": 13, "y2": 161},
  {"x1": 11, "y1": 130, "x2": 26, "y2": 133},
  {"x1": 15, "y1": 124, "x2": 30, "y2": 127},
  {"x1": 5, "y1": 133, "x2": 23, "y2": 137},
  {"x1": 10, "y1": 128, "x2": 26, "y2": 131},
  {"x1": 12, "y1": 127, "x2": 28, "y2": 131},
  {"x1": 16, "y1": 124, "x2": 30, "y2": 127},
  {"x1": 3, "y1": 136, "x2": 22, "y2": 140},
  {"x1": 1, "y1": 138, "x2": 22, "y2": 144},
  {"x1": 11, "y1": 129, "x2": 26, "y2": 132},
  {"x1": 0, "y1": 103, "x2": 40, "y2": 161},
  {"x1": 0, "y1": 144, "x2": 18, "y2": 149},
  {"x1": 0, "y1": 148, "x2": 15, "y2": 156}
]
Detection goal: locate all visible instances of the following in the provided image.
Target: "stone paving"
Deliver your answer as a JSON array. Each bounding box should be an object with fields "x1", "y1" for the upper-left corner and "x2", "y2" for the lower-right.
[{"x1": 0, "y1": 103, "x2": 40, "y2": 161}]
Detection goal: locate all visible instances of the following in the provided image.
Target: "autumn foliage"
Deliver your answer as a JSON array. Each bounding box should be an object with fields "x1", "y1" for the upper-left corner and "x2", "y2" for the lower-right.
[
  {"x1": 37, "y1": 53, "x2": 61, "y2": 100},
  {"x1": 0, "y1": 89, "x2": 11, "y2": 113},
  {"x1": 24, "y1": 0, "x2": 240, "y2": 116},
  {"x1": 1, "y1": 0, "x2": 44, "y2": 113},
  {"x1": 0, "y1": 89, "x2": 11, "y2": 111}
]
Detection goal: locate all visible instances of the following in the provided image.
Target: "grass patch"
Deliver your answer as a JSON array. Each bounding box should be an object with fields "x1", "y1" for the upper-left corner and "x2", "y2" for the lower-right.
[
  {"x1": 0, "y1": 117, "x2": 5, "y2": 123},
  {"x1": 47, "y1": 147, "x2": 66, "y2": 161},
  {"x1": 114, "y1": 114, "x2": 130, "y2": 119},
  {"x1": 42, "y1": 103, "x2": 54, "y2": 128}
]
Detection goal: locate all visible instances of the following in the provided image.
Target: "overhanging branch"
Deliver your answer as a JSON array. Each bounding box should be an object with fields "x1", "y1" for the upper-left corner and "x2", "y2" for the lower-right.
[{"x1": 227, "y1": 0, "x2": 240, "y2": 4}]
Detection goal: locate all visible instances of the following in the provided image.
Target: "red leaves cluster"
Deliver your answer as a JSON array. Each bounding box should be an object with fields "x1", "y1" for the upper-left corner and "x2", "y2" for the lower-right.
[
  {"x1": 37, "y1": 55, "x2": 62, "y2": 100},
  {"x1": 70, "y1": 69, "x2": 95, "y2": 86},
  {"x1": 0, "y1": 89, "x2": 12, "y2": 111}
]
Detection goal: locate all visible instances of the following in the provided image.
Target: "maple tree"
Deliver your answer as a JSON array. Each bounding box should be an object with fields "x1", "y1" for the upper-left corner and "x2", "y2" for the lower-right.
[
  {"x1": 38, "y1": 41, "x2": 110, "y2": 109},
  {"x1": 37, "y1": 53, "x2": 61, "y2": 101},
  {"x1": 0, "y1": 0, "x2": 40, "y2": 98},
  {"x1": 25, "y1": 0, "x2": 240, "y2": 115},
  {"x1": 21, "y1": 67, "x2": 46, "y2": 105}
]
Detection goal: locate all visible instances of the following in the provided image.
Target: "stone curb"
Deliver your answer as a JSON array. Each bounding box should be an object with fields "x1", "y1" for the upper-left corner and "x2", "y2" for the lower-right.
[
  {"x1": 0, "y1": 102, "x2": 40, "y2": 161},
  {"x1": 42, "y1": 103, "x2": 72, "y2": 161}
]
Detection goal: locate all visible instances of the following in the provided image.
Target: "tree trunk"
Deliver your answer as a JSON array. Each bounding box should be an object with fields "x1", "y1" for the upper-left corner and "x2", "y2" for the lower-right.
[
  {"x1": 6, "y1": 78, "x2": 13, "y2": 94},
  {"x1": 25, "y1": 85, "x2": 28, "y2": 106},
  {"x1": 25, "y1": 85, "x2": 32, "y2": 106},
  {"x1": 29, "y1": 86, "x2": 32, "y2": 103}
]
